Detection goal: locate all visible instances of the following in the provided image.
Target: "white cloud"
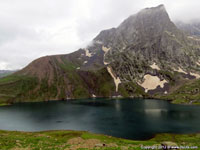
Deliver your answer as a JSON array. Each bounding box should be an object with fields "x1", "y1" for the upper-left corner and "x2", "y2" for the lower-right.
[
  {"x1": 0, "y1": 0, "x2": 199, "y2": 70},
  {"x1": 0, "y1": 62, "x2": 9, "y2": 70}
]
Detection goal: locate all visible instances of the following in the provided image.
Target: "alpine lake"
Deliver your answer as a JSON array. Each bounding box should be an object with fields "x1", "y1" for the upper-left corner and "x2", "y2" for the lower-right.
[{"x1": 0, "y1": 98, "x2": 200, "y2": 140}]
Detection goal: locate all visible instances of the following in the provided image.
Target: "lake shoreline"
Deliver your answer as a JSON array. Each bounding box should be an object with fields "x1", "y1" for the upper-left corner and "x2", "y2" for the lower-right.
[{"x1": 2, "y1": 95, "x2": 197, "y2": 107}]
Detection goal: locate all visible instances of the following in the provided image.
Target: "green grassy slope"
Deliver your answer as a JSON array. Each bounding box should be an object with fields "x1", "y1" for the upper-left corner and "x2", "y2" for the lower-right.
[
  {"x1": 0, "y1": 65, "x2": 117, "y2": 104},
  {"x1": 0, "y1": 75, "x2": 38, "y2": 105},
  {"x1": 161, "y1": 79, "x2": 200, "y2": 104},
  {"x1": 0, "y1": 130, "x2": 199, "y2": 150}
]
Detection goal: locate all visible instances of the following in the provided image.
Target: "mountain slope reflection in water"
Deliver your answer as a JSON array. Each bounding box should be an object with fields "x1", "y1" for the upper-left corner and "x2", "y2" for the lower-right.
[{"x1": 0, "y1": 98, "x2": 199, "y2": 140}]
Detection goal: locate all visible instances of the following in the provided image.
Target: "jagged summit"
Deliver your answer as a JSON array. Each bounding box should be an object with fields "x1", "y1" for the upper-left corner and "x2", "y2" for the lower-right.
[
  {"x1": 135, "y1": 4, "x2": 170, "y2": 24},
  {"x1": 94, "y1": 4, "x2": 176, "y2": 48},
  {"x1": 93, "y1": 4, "x2": 185, "y2": 65},
  {"x1": 143, "y1": 4, "x2": 165, "y2": 10},
  {"x1": 136, "y1": 4, "x2": 167, "y2": 19}
]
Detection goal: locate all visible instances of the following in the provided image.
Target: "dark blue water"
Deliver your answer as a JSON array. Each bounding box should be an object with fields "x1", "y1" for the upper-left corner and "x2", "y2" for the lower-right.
[{"x1": 0, "y1": 98, "x2": 200, "y2": 140}]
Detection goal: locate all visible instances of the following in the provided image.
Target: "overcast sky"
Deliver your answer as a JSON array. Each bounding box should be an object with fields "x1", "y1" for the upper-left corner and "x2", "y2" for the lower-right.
[{"x1": 0, "y1": 0, "x2": 200, "y2": 70}]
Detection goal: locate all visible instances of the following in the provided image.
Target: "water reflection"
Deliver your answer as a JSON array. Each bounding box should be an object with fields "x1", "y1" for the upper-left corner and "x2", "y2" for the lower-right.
[{"x1": 114, "y1": 99, "x2": 121, "y2": 112}]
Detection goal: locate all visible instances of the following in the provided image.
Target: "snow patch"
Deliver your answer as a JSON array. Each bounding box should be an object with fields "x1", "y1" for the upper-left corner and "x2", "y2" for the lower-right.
[
  {"x1": 95, "y1": 40, "x2": 103, "y2": 44},
  {"x1": 188, "y1": 36, "x2": 200, "y2": 41},
  {"x1": 173, "y1": 67, "x2": 200, "y2": 79},
  {"x1": 190, "y1": 72, "x2": 200, "y2": 79},
  {"x1": 84, "y1": 61, "x2": 88, "y2": 64},
  {"x1": 150, "y1": 63, "x2": 160, "y2": 70},
  {"x1": 104, "y1": 61, "x2": 109, "y2": 65},
  {"x1": 196, "y1": 61, "x2": 200, "y2": 66},
  {"x1": 102, "y1": 46, "x2": 110, "y2": 53},
  {"x1": 102, "y1": 46, "x2": 111, "y2": 65},
  {"x1": 107, "y1": 66, "x2": 121, "y2": 92},
  {"x1": 173, "y1": 67, "x2": 187, "y2": 74},
  {"x1": 85, "y1": 49, "x2": 92, "y2": 57},
  {"x1": 138, "y1": 74, "x2": 168, "y2": 93}
]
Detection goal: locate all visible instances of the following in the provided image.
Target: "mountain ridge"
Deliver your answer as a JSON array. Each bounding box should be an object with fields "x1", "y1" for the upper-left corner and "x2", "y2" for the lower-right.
[{"x1": 1, "y1": 4, "x2": 200, "y2": 105}]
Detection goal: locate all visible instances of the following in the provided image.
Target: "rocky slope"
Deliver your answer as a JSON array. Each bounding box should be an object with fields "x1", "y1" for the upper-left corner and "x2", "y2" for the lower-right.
[{"x1": 1, "y1": 4, "x2": 200, "y2": 104}]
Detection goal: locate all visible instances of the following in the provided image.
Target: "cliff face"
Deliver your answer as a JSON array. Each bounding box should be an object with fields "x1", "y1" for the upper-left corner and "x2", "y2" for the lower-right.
[{"x1": 1, "y1": 4, "x2": 200, "y2": 104}]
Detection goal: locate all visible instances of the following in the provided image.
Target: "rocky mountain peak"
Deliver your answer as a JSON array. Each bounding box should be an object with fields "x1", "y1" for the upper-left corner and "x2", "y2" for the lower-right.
[
  {"x1": 91, "y1": 4, "x2": 200, "y2": 94},
  {"x1": 130, "y1": 4, "x2": 168, "y2": 21},
  {"x1": 141, "y1": 4, "x2": 166, "y2": 12},
  {"x1": 134, "y1": 4, "x2": 170, "y2": 27},
  {"x1": 117, "y1": 4, "x2": 174, "y2": 43},
  {"x1": 94, "y1": 5, "x2": 176, "y2": 48}
]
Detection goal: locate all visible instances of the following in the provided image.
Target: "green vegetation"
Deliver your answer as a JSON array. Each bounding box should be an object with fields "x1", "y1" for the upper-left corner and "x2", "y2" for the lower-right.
[
  {"x1": 161, "y1": 79, "x2": 200, "y2": 105},
  {"x1": 59, "y1": 58, "x2": 79, "y2": 72},
  {"x1": 57, "y1": 58, "x2": 90, "y2": 99},
  {"x1": 0, "y1": 130, "x2": 199, "y2": 150},
  {"x1": 0, "y1": 74, "x2": 58, "y2": 104},
  {"x1": 158, "y1": 70, "x2": 176, "y2": 86},
  {"x1": 119, "y1": 82, "x2": 147, "y2": 98},
  {"x1": 0, "y1": 75, "x2": 38, "y2": 104},
  {"x1": 94, "y1": 68, "x2": 115, "y2": 97}
]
